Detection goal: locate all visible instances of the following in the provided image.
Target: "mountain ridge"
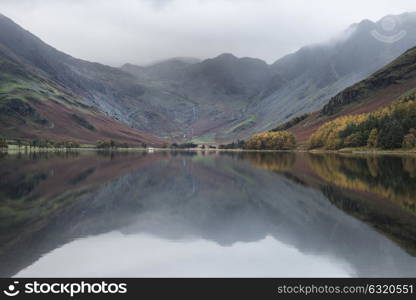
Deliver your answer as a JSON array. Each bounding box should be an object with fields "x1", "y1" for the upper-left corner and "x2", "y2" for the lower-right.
[
  {"x1": 0, "y1": 14, "x2": 167, "y2": 146},
  {"x1": 278, "y1": 46, "x2": 416, "y2": 145},
  {"x1": 242, "y1": 12, "x2": 416, "y2": 140},
  {"x1": 1, "y1": 12, "x2": 416, "y2": 143}
]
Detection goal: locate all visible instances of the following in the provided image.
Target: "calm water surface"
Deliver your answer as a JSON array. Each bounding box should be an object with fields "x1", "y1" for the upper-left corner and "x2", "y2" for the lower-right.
[{"x1": 1, "y1": 151, "x2": 416, "y2": 277}]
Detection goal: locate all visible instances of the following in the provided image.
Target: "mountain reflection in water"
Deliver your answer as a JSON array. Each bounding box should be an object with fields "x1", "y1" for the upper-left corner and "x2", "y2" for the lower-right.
[{"x1": 0, "y1": 151, "x2": 416, "y2": 277}]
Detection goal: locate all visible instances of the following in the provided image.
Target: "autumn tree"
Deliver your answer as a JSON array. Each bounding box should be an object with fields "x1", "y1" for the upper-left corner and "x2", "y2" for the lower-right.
[
  {"x1": 309, "y1": 91, "x2": 416, "y2": 150},
  {"x1": 244, "y1": 131, "x2": 296, "y2": 150},
  {"x1": 367, "y1": 128, "x2": 378, "y2": 148}
]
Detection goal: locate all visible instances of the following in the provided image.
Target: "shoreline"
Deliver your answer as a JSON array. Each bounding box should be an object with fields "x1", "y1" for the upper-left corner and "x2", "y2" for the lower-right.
[{"x1": 2, "y1": 147, "x2": 416, "y2": 156}]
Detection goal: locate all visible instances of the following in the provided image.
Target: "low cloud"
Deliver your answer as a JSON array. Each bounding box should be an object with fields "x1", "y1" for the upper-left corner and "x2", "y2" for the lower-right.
[{"x1": 1, "y1": 0, "x2": 415, "y2": 66}]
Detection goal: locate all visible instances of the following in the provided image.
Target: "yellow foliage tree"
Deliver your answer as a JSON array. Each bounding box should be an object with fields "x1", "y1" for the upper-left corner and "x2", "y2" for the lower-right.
[
  {"x1": 309, "y1": 114, "x2": 368, "y2": 149},
  {"x1": 308, "y1": 91, "x2": 416, "y2": 150},
  {"x1": 244, "y1": 131, "x2": 296, "y2": 150}
]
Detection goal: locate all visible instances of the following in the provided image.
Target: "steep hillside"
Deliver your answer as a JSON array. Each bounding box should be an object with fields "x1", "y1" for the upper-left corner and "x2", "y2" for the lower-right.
[
  {"x1": 278, "y1": 46, "x2": 416, "y2": 145},
  {"x1": 0, "y1": 16, "x2": 166, "y2": 146},
  {"x1": 0, "y1": 13, "x2": 183, "y2": 140},
  {"x1": 122, "y1": 53, "x2": 272, "y2": 141},
  {"x1": 241, "y1": 13, "x2": 416, "y2": 139}
]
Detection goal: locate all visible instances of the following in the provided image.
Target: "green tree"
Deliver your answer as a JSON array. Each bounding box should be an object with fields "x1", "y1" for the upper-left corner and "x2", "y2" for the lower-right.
[
  {"x1": 96, "y1": 141, "x2": 111, "y2": 149},
  {"x1": 378, "y1": 118, "x2": 404, "y2": 149},
  {"x1": 344, "y1": 131, "x2": 367, "y2": 147}
]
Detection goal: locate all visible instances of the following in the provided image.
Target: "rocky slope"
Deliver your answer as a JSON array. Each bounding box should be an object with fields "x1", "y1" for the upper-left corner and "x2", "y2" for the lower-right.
[
  {"x1": 121, "y1": 53, "x2": 273, "y2": 141},
  {"x1": 0, "y1": 14, "x2": 167, "y2": 146},
  {"x1": 278, "y1": 46, "x2": 416, "y2": 145},
  {"x1": 242, "y1": 12, "x2": 416, "y2": 139}
]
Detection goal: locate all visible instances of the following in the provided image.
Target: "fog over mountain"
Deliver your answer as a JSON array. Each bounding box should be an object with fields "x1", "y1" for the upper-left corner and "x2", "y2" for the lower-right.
[
  {"x1": 1, "y1": 9, "x2": 416, "y2": 143},
  {"x1": 1, "y1": 0, "x2": 415, "y2": 66}
]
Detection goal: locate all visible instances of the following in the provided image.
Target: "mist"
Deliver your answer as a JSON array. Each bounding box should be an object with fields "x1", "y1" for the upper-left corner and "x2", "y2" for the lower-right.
[{"x1": 1, "y1": 0, "x2": 416, "y2": 66}]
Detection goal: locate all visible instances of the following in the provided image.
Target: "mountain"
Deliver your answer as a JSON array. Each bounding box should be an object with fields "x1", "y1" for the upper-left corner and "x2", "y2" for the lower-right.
[
  {"x1": 1, "y1": 12, "x2": 261, "y2": 141},
  {"x1": 121, "y1": 53, "x2": 272, "y2": 141},
  {"x1": 241, "y1": 12, "x2": 416, "y2": 139},
  {"x1": 277, "y1": 46, "x2": 416, "y2": 145},
  {"x1": 0, "y1": 14, "x2": 166, "y2": 146},
  {"x1": 122, "y1": 13, "x2": 416, "y2": 142},
  {"x1": 1, "y1": 12, "x2": 416, "y2": 144}
]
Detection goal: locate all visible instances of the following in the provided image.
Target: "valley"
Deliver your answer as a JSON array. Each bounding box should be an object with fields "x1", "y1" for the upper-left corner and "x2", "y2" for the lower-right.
[{"x1": 1, "y1": 12, "x2": 416, "y2": 146}]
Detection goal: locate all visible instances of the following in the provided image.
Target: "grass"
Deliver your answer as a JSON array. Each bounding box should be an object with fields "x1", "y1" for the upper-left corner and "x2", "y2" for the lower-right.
[
  {"x1": 399, "y1": 88, "x2": 416, "y2": 100},
  {"x1": 0, "y1": 64, "x2": 94, "y2": 116},
  {"x1": 70, "y1": 113, "x2": 96, "y2": 131},
  {"x1": 191, "y1": 133, "x2": 216, "y2": 144},
  {"x1": 224, "y1": 116, "x2": 256, "y2": 135}
]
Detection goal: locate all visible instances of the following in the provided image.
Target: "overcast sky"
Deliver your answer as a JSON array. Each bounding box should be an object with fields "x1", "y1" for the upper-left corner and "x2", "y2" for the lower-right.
[{"x1": 1, "y1": 0, "x2": 416, "y2": 66}]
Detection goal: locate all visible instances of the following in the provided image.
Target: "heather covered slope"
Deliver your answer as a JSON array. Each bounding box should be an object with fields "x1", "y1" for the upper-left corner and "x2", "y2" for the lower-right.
[
  {"x1": 0, "y1": 18, "x2": 167, "y2": 146},
  {"x1": 278, "y1": 46, "x2": 416, "y2": 145}
]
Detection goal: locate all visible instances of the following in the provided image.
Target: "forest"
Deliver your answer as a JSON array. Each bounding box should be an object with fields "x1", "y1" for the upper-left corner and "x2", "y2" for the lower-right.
[
  {"x1": 244, "y1": 131, "x2": 296, "y2": 150},
  {"x1": 309, "y1": 92, "x2": 416, "y2": 150}
]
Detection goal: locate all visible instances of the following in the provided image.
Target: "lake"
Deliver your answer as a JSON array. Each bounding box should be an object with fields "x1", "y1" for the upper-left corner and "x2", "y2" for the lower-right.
[{"x1": 1, "y1": 151, "x2": 416, "y2": 277}]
